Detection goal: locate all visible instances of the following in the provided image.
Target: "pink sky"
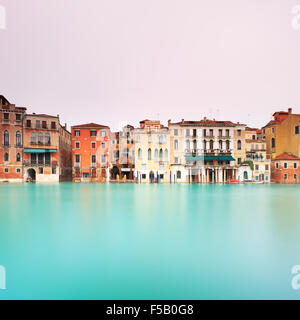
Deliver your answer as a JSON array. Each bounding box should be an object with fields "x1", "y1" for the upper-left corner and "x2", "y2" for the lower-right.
[{"x1": 1, "y1": 0, "x2": 300, "y2": 131}]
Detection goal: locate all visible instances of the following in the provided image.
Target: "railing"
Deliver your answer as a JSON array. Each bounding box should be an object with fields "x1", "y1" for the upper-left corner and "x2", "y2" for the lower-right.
[
  {"x1": 23, "y1": 161, "x2": 51, "y2": 167},
  {"x1": 14, "y1": 120, "x2": 22, "y2": 125},
  {"x1": 15, "y1": 144, "x2": 23, "y2": 148},
  {"x1": 2, "y1": 144, "x2": 10, "y2": 148},
  {"x1": 30, "y1": 141, "x2": 51, "y2": 146},
  {"x1": 2, "y1": 119, "x2": 10, "y2": 125}
]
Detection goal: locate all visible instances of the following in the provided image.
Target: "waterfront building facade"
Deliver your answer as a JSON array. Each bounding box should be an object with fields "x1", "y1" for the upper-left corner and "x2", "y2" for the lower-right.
[
  {"x1": 263, "y1": 108, "x2": 300, "y2": 158},
  {"x1": 23, "y1": 114, "x2": 72, "y2": 182},
  {"x1": 72, "y1": 123, "x2": 111, "y2": 182},
  {"x1": 134, "y1": 120, "x2": 171, "y2": 183},
  {"x1": 0, "y1": 95, "x2": 27, "y2": 182},
  {"x1": 271, "y1": 153, "x2": 300, "y2": 184},
  {"x1": 245, "y1": 127, "x2": 271, "y2": 183},
  {"x1": 168, "y1": 118, "x2": 248, "y2": 183},
  {"x1": 110, "y1": 125, "x2": 135, "y2": 181}
]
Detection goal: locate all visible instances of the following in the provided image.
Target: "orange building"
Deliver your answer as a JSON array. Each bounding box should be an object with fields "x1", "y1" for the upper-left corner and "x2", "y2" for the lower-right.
[
  {"x1": 72, "y1": 123, "x2": 111, "y2": 182},
  {"x1": 271, "y1": 153, "x2": 300, "y2": 184},
  {"x1": 23, "y1": 114, "x2": 72, "y2": 182},
  {"x1": 0, "y1": 95, "x2": 27, "y2": 182}
]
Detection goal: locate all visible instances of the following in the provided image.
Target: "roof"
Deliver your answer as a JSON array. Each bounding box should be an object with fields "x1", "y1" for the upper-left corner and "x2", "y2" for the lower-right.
[
  {"x1": 274, "y1": 153, "x2": 300, "y2": 160},
  {"x1": 72, "y1": 123, "x2": 110, "y2": 129},
  {"x1": 26, "y1": 113, "x2": 58, "y2": 118},
  {"x1": 169, "y1": 119, "x2": 245, "y2": 127}
]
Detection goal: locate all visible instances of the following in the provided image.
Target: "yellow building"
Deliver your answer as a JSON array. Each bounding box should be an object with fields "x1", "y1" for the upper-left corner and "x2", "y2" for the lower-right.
[
  {"x1": 134, "y1": 120, "x2": 170, "y2": 183},
  {"x1": 263, "y1": 108, "x2": 300, "y2": 158},
  {"x1": 245, "y1": 128, "x2": 271, "y2": 183}
]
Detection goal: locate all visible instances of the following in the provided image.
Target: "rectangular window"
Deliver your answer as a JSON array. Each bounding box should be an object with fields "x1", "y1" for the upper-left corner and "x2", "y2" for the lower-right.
[
  {"x1": 15, "y1": 114, "x2": 21, "y2": 121},
  {"x1": 294, "y1": 163, "x2": 298, "y2": 169},
  {"x1": 294, "y1": 174, "x2": 297, "y2": 180},
  {"x1": 100, "y1": 130, "x2": 106, "y2": 137},
  {"x1": 174, "y1": 129, "x2": 178, "y2": 136},
  {"x1": 284, "y1": 174, "x2": 288, "y2": 180},
  {"x1": 51, "y1": 122, "x2": 56, "y2": 129},
  {"x1": 160, "y1": 174, "x2": 164, "y2": 179},
  {"x1": 237, "y1": 129, "x2": 241, "y2": 136},
  {"x1": 101, "y1": 142, "x2": 106, "y2": 149},
  {"x1": 3, "y1": 113, "x2": 9, "y2": 120},
  {"x1": 4, "y1": 168, "x2": 9, "y2": 173},
  {"x1": 39, "y1": 167, "x2": 44, "y2": 174},
  {"x1": 218, "y1": 129, "x2": 222, "y2": 137},
  {"x1": 265, "y1": 165, "x2": 269, "y2": 171},
  {"x1": 90, "y1": 130, "x2": 97, "y2": 137},
  {"x1": 275, "y1": 162, "x2": 279, "y2": 169},
  {"x1": 75, "y1": 154, "x2": 80, "y2": 163},
  {"x1": 91, "y1": 142, "x2": 96, "y2": 149},
  {"x1": 38, "y1": 154, "x2": 44, "y2": 165},
  {"x1": 226, "y1": 129, "x2": 230, "y2": 137},
  {"x1": 186, "y1": 129, "x2": 190, "y2": 137},
  {"x1": 75, "y1": 142, "x2": 80, "y2": 149},
  {"x1": 91, "y1": 155, "x2": 96, "y2": 166},
  {"x1": 295, "y1": 126, "x2": 299, "y2": 135},
  {"x1": 203, "y1": 129, "x2": 207, "y2": 137},
  {"x1": 31, "y1": 153, "x2": 37, "y2": 165},
  {"x1": 101, "y1": 155, "x2": 107, "y2": 165},
  {"x1": 36, "y1": 120, "x2": 41, "y2": 128},
  {"x1": 26, "y1": 120, "x2": 31, "y2": 127},
  {"x1": 52, "y1": 167, "x2": 56, "y2": 174},
  {"x1": 238, "y1": 158, "x2": 242, "y2": 164},
  {"x1": 142, "y1": 174, "x2": 146, "y2": 179},
  {"x1": 284, "y1": 163, "x2": 288, "y2": 169},
  {"x1": 255, "y1": 165, "x2": 259, "y2": 170},
  {"x1": 271, "y1": 127, "x2": 275, "y2": 133},
  {"x1": 42, "y1": 121, "x2": 47, "y2": 129},
  {"x1": 209, "y1": 129, "x2": 214, "y2": 137},
  {"x1": 75, "y1": 130, "x2": 80, "y2": 137},
  {"x1": 174, "y1": 157, "x2": 179, "y2": 164},
  {"x1": 16, "y1": 168, "x2": 21, "y2": 173}
]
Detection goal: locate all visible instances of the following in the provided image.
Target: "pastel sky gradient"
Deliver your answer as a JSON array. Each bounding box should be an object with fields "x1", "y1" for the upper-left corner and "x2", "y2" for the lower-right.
[{"x1": 1, "y1": 0, "x2": 300, "y2": 130}]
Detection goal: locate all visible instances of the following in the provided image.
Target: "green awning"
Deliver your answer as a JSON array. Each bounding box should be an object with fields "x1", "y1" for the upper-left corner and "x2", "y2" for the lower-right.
[
  {"x1": 24, "y1": 149, "x2": 57, "y2": 154},
  {"x1": 185, "y1": 155, "x2": 235, "y2": 162},
  {"x1": 185, "y1": 156, "x2": 204, "y2": 161}
]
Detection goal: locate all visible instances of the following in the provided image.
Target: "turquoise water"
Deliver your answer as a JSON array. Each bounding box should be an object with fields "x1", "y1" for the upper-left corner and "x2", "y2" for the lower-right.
[{"x1": 0, "y1": 183, "x2": 300, "y2": 300}]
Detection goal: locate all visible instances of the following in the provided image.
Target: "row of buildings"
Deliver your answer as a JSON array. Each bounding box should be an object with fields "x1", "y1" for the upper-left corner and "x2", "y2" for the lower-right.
[{"x1": 1, "y1": 95, "x2": 300, "y2": 184}]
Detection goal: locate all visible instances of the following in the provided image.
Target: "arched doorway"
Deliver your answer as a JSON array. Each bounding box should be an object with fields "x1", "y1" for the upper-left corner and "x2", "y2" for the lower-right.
[
  {"x1": 243, "y1": 171, "x2": 248, "y2": 180},
  {"x1": 27, "y1": 168, "x2": 36, "y2": 182},
  {"x1": 149, "y1": 170, "x2": 155, "y2": 183},
  {"x1": 111, "y1": 166, "x2": 119, "y2": 180}
]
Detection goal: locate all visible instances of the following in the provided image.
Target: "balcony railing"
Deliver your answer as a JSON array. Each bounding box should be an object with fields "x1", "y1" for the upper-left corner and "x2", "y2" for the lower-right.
[
  {"x1": 2, "y1": 119, "x2": 10, "y2": 125},
  {"x1": 30, "y1": 141, "x2": 51, "y2": 146},
  {"x1": 2, "y1": 144, "x2": 10, "y2": 148},
  {"x1": 14, "y1": 120, "x2": 22, "y2": 126},
  {"x1": 23, "y1": 160, "x2": 51, "y2": 167}
]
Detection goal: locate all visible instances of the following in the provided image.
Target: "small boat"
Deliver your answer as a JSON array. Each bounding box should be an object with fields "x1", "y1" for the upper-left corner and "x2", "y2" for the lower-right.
[{"x1": 227, "y1": 179, "x2": 239, "y2": 184}]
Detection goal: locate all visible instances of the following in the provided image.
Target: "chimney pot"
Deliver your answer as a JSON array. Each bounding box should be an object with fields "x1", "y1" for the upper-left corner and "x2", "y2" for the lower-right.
[{"x1": 288, "y1": 108, "x2": 292, "y2": 114}]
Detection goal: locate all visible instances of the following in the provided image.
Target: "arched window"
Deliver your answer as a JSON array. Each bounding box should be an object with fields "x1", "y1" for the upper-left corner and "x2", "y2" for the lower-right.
[
  {"x1": 148, "y1": 135, "x2": 152, "y2": 143},
  {"x1": 209, "y1": 140, "x2": 214, "y2": 150},
  {"x1": 38, "y1": 133, "x2": 43, "y2": 144},
  {"x1": 4, "y1": 152, "x2": 9, "y2": 162},
  {"x1": 164, "y1": 149, "x2": 168, "y2": 161},
  {"x1": 148, "y1": 148, "x2": 152, "y2": 160},
  {"x1": 219, "y1": 140, "x2": 223, "y2": 150},
  {"x1": 237, "y1": 140, "x2": 242, "y2": 150},
  {"x1": 3, "y1": 130, "x2": 9, "y2": 146},
  {"x1": 30, "y1": 132, "x2": 36, "y2": 144},
  {"x1": 154, "y1": 149, "x2": 158, "y2": 161},
  {"x1": 177, "y1": 171, "x2": 182, "y2": 179},
  {"x1": 45, "y1": 133, "x2": 50, "y2": 145},
  {"x1": 174, "y1": 139, "x2": 178, "y2": 150},
  {"x1": 16, "y1": 131, "x2": 22, "y2": 147},
  {"x1": 203, "y1": 140, "x2": 207, "y2": 150},
  {"x1": 193, "y1": 139, "x2": 197, "y2": 150},
  {"x1": 159, "y1": 148, "x2": 163, "y2": 161},
  {"x1": 138, "y1": 148, "x2": 142, "y2": 160},
  {"x1": 271, "y1": 138, "x2": 275, "y2": 148},
  {"x1": 186, "y1": 140, "x2": 190, "y2": 150},
  {"x1": 16, "y1": 153, "x2": 21, "y2": 162},
  {"x1": 244, "y1": 171, "x2": 248, "y2": 180},
  {"x1": 226, "y1": 140, "x2": 230, "y2": 150}
]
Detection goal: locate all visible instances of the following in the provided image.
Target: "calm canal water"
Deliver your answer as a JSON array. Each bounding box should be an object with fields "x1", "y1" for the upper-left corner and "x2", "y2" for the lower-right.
[{"x1": 0, "y1": 183, "x2": 300, "y2": 300}]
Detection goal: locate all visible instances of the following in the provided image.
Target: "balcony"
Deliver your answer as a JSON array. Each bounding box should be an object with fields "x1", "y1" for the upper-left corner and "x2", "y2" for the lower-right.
[
  {"x1": 30, "y1": 141, "x2": 52, "y2": 146},
  {"x1": 2, "y1": 119, "x2": 10, "y2": 125},
  {"x1": 15, "y1": 144, "x2": 23, "y2": 148},
  {"x1": 23, "y1": 160, "x2": 51, "y2": 167},
  {"x1": 218, "y1": 135, "x2": 231, "y2": 139},
  {"x1": 2, "y1": 144, "x2": 10, "y2": 148},
  {"x1": 14, "y1": 120, "x2": 22, "y2": 126}
]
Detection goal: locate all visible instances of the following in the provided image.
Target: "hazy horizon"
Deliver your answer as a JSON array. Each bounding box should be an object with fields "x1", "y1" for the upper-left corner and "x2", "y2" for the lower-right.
[{"x1": 1, "y1": 0, "x2": 300, "y2": 131}]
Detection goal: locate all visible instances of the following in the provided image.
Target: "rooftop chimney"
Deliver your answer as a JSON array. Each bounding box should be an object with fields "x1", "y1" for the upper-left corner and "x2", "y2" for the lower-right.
[{"x1": 288, "y1": 108, "x2": 292, "y2": 115}]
